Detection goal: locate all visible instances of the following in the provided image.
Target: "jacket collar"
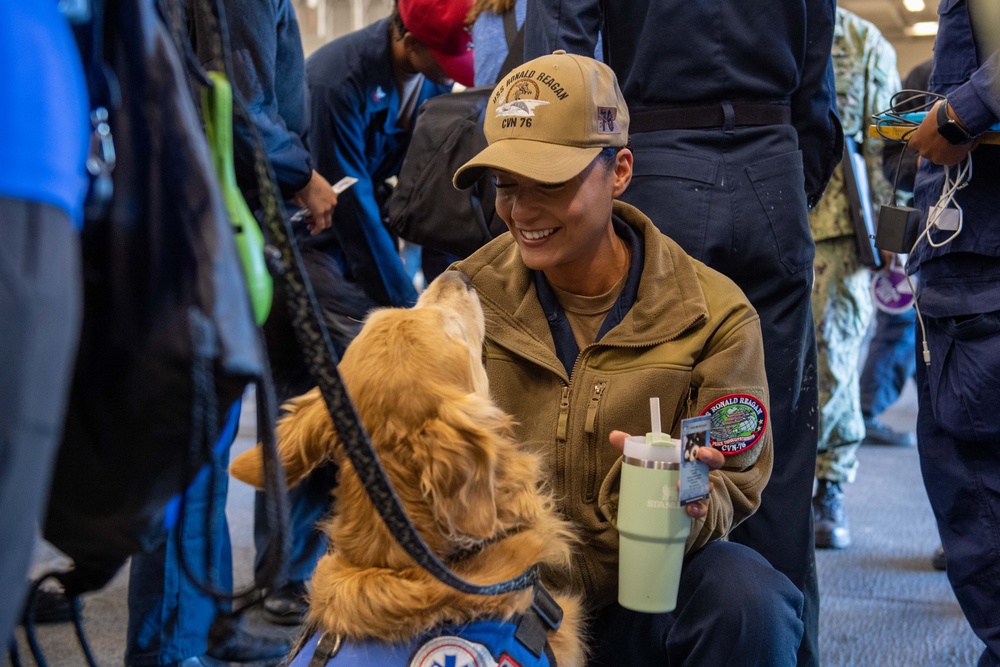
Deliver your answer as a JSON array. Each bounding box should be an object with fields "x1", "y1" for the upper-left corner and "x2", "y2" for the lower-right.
[
  {"x1": 455, "y1": 201, "x2": 709, "y2": 378},
  {"x1": 533, "y1": 217, "x2": 644, "y2": 376}
]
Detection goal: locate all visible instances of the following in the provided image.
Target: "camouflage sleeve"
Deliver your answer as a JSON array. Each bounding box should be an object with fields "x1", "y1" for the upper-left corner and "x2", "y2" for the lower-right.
[{"x1": 862, "y1": 30, "x2": 901, "y2": 209}]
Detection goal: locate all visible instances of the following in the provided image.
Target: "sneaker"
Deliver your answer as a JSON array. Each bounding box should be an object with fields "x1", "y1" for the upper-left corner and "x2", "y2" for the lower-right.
[
  {"x1": 261, "y1": 580, "x2": 308, "y2": 626},
  {"x1": 864, "y1": 416, "x2": 915, "y2": 447},
  {"x1": 206, "y1": 616, "x2": 291, "y2": 664},
  {"x1": 932, "y1": 544, "x2": 947, "y2": 571},
  {"x1": 814, "y1": 479, "x2": 851, "y2": 549}
]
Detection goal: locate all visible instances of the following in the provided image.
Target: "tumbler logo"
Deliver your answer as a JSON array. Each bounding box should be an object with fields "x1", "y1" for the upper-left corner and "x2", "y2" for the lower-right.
[{"x1": 647, "y1": 484, "x2": 678, "y2": 509}]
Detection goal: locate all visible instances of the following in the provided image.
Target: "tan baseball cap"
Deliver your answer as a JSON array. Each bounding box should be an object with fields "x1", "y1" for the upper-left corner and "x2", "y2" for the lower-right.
[{"x1": 452, "y1": 50, "x2": 629, "y2": 190}]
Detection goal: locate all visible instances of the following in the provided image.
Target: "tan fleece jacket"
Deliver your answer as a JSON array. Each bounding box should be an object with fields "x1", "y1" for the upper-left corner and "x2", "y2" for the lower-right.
[{"x1": 452, "y1": 201, "x2": 773, "y2": 610}]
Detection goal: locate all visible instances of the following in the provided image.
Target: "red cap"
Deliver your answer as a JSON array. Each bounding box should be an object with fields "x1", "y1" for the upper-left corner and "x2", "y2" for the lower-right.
[{"x1": 398, "y1": 0, "x2": 475, "y2": 87}]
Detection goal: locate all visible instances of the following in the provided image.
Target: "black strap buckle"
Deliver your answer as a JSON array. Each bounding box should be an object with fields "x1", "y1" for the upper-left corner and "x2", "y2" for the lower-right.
[
  {"x1": 514, "y1": 585, "x2": 563, "y2": 659},
  {"x1": 307, "y1": 632, "x2": 343, "y2": 667}
]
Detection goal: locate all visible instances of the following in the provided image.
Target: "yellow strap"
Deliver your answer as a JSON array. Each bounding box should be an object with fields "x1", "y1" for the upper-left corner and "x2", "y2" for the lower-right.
[{"x1": 868, "y1": 124, "x2": 1000, "y2": 145}]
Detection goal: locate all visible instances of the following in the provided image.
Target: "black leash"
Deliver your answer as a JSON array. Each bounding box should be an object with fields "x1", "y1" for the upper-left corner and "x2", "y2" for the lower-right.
[{"x1": 20, "y1": 573, "x2": 97, "y2": 667}]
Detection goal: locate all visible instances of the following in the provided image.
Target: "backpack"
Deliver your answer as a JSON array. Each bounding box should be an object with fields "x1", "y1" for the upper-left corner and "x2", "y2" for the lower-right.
[
  {"x1": 44, "y1": 0, "x2": 263, "y2": 596},
  {"x1": 387, "y1": 86, "x2": 507, "y2": 258}
]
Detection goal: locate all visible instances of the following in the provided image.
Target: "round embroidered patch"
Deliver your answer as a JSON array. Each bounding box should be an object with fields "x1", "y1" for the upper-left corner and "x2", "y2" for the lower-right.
[
  {"x1": 410, "y1": 636, "x2": 498, "y2": 667},
  {"x1": 699, "y1": 394, "x2": 767, "y2": 455},
  {"x1": 871, "y1": 264, "x2": 915, "y2": 314}
]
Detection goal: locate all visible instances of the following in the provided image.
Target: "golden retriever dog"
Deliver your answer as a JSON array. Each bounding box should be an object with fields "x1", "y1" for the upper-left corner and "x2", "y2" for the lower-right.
[{"x1": 231, "y1": 271, "x2": 584, "y2": 666}]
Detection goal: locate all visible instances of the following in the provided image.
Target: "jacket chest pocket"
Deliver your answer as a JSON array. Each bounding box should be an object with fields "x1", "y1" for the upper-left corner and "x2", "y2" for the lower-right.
[
  {"x1": 364, "y1": 116, "x2": 400, "y2": 170},
  {"x1": 578, "y1": 368, "x2": 691, "y2": 506},
  {"x1": 582, "y1": 381, "x2": 609, "y2": 503},
  {"x1": 930, "y1": 0, "x2": 979, "y2": 87}
]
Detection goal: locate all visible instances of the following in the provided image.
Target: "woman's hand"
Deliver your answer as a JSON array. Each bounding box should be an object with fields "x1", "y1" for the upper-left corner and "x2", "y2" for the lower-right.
[{"x1": 609, "y1": 430, "x2": 723, "y2": 520}]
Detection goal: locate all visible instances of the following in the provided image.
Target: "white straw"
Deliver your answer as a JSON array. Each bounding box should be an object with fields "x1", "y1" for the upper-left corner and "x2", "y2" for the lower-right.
[{"x1": 650, "y1": 397, "x2": 661, "y2": 439}]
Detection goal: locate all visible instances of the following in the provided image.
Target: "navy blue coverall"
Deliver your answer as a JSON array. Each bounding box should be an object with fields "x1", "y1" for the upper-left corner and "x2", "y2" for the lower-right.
[
  {"x1": 305, "y1": 18, "x2": 451, "y2": 308},
  {"x1": 525, "y1": 2, "x2": 843, "y2": 665},
  {"x1": 909, "y1": 1, "x2": 1000, "y2": 662}
]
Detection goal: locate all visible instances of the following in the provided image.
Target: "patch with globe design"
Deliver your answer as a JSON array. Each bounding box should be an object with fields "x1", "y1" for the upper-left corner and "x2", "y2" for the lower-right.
[{"x1": 699, "y1": 394, "x2": 767, "y2": 455}]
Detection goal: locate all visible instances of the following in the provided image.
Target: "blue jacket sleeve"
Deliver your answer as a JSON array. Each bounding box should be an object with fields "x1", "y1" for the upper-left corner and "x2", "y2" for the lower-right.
[
  {"x1": 794, "y1": 0, "x2": 844, "y2": 208},
  {"x1": 224, "y1": 0, "x2": 313, "y2": 201},
  {"x1": 308, "y1": 82, "x2": 418, "y2": 308},
  {"x1": 949, "y1": 49, "x2": 1000, "y2": 135},
  {"x1": 524, "y1": 0, "x2": 601, "y2": 60}
]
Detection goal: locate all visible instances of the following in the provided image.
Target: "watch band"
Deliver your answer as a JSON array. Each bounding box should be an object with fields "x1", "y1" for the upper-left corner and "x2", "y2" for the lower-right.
[{"x1": 936, "y1": 101, "x2": 974, "y2": 145}]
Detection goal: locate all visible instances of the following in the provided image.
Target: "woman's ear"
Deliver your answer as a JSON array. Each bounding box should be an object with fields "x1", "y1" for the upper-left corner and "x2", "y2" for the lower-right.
[{"x1": 612, "y1": 148, "x2": 633, "y2": 198}]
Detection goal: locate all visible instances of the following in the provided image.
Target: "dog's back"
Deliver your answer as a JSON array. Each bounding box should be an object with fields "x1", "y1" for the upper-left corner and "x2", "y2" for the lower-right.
[{"x1": 231, "y1": 273, "x2": 586, "y2": 666}]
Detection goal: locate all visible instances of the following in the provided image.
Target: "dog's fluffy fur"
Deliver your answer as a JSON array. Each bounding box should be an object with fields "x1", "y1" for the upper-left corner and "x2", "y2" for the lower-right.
[{"x1": 231, "y1": 272, "x2": 584, "y2": 666}]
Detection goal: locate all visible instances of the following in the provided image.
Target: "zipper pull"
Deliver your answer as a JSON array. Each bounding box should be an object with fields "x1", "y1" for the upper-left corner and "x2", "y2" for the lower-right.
[
  {"x1": 556, "y1": 386, "x2": 571, "y2": 442},
  {"x1": 584, "y1": 382, "x2": 607, "y2": 434}
]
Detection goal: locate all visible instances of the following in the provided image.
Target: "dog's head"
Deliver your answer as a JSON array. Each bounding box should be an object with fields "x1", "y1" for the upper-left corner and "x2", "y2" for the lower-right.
[
  {"x1": 346, "y1": 270, "x2": 489, "y2": 430},
  {"x1": 232, "y1": 271, "x2": 510, "y2": 559},
  {"x1": 337, "y1": 271, "x2": 506, "y2": 553}
]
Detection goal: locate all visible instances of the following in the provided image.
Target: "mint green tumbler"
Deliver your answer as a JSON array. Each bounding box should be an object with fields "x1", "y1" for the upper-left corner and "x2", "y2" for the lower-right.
[{"x1": 618, "y1": 432, "x2": 690, "y2": 613}]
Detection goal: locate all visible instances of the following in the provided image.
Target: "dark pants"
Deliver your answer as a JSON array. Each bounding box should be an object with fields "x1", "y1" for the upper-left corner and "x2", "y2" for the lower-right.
[
  {"x1": 253, "y1": 466, "x2": 332, "y2": 585},
  {"x1": 588, "y1": 542, "x2": 804, "y2": 666},
  {"x1": 621, "y1": 123, "x2": 819, "y2": 667},
  {"x1": 125, "y1": 403, "x2": 240, "y2": 666},
  {"x1": 917, "y1": 312, "x2": 1000, "y2": 666},
  {"x1": 0, "y1": 199, "x2": 81, "y2": 645},
  {"x1": 860, "y1": 307, "x2": 917, "y2": 419}
]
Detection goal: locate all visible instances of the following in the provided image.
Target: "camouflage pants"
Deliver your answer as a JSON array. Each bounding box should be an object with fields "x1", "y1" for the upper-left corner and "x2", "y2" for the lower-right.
[{"x1": 813, "y1": 236, "x2": 873, "y2": 483}]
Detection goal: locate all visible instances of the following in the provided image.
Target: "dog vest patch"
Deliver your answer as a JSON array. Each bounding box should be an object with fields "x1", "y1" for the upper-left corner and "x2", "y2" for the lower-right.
[
  {"x1": 699, "y1": 394, "x2": 767, "y2": 455},
  {"x1": 288, "y1": 621, "x2": 545, "y2": 666},
  {"x1": 410, "y1": 636, "x2": 499, "y2": 667}
]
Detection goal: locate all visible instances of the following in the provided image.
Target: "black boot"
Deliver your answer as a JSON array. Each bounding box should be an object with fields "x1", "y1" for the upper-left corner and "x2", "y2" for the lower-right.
[
  {"x1": 814, "y1": 479, "x2": 851, "y2": 549},
  {"x1": 206, "y1": 615, "x2": 291, "y2": 665},
  {"x1": 21, "y1": 587, "x2": 79, "y2": 624},
  {"x1": 261, "y1": 580, "x2": 308, "y2": 626}
]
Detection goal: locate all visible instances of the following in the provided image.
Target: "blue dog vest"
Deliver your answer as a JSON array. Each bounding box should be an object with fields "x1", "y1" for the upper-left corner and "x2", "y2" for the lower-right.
[{"x1": 288, "y1": 619, "x2": 554, "y2": 667}]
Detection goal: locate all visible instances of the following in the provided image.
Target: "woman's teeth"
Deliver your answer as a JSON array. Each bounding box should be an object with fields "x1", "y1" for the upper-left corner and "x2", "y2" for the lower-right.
[{"x1": 522, "y1": 228, "x2": 555, "y2": 240}]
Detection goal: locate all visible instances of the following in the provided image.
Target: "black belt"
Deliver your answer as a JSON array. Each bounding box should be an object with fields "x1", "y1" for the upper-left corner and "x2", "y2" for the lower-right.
[{"x1": 630, "y1": 102, "x2": 791, "y2": 133}]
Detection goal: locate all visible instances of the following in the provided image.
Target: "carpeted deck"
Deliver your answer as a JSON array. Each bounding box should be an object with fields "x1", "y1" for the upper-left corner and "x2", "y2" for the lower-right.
[{"x1": 11, "y1": 382, "x2": 985, "y2": 666}]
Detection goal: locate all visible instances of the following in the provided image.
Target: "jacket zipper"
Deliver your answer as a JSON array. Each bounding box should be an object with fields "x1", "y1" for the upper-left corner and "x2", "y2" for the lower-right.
[
  {"x1": 555, "y1": 385, "x2": 571, "y2": 491},
  {"x1": 583, "y1": 382, "x2": 607, "y2": 502}
]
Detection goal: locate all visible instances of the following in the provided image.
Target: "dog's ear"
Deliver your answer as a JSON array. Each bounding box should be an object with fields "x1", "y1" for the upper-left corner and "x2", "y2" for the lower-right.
[
  {"x1": 412, "y1": 394, "x2": 502, "y2": 540},
  {"x1": 230, "y1": 388, "x2": 338, "y2": 489}
]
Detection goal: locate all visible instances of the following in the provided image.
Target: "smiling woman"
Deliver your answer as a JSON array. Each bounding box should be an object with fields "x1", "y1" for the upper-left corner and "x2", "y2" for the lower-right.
[{"x1": 450, "y1": 51, "x2": 804, "y2": 667}]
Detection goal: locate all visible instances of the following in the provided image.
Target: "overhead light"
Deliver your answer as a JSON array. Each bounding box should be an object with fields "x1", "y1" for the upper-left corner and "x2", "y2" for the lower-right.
[
  {"x1": 903, "y1": 0, "x2": 926, "y2": 12},
  {"x1": 905, "y1": 21, "x2": 939, "y2": 36}
]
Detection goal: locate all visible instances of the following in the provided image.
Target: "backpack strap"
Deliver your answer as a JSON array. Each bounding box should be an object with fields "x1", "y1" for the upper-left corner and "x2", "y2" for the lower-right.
[{"x1": 496, "y1": 7, "x2": 524, "y2": 84}]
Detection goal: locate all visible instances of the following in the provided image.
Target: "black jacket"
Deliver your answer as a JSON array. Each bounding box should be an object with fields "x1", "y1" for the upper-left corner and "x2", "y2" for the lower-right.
[{"x1": 525, "y1": 0, "x2": 843, "y2": 207}]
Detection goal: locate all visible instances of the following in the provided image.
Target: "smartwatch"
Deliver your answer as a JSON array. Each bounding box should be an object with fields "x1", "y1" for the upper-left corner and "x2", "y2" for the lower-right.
[{"x1": 936, "y1": 101, "x2": 974, "y2": 145}]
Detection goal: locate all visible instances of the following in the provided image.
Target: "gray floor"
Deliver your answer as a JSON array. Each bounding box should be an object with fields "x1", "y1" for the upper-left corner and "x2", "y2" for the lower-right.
[{"x1": 10, "y1": 382, "x2": 985, "y2": 667}]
